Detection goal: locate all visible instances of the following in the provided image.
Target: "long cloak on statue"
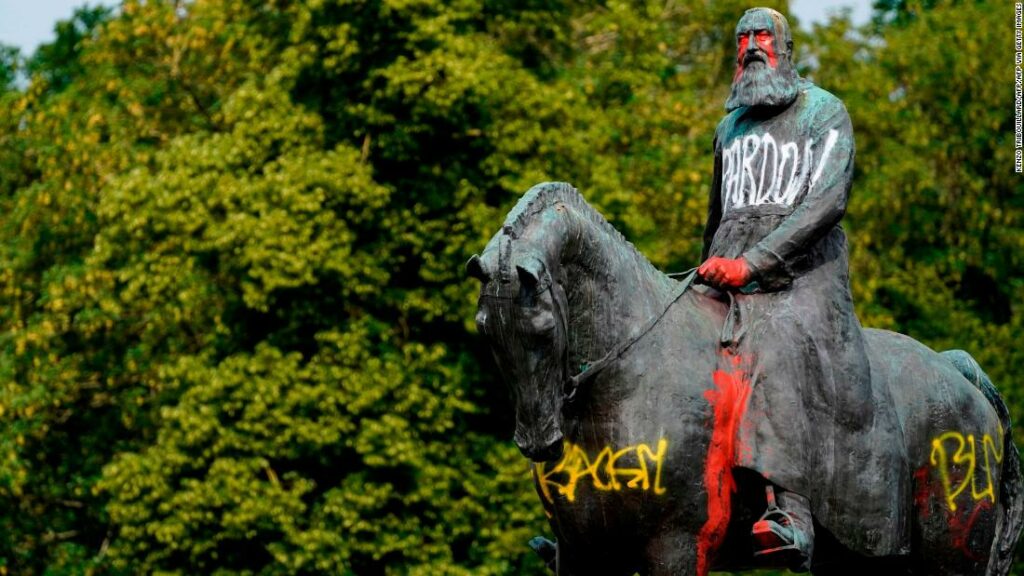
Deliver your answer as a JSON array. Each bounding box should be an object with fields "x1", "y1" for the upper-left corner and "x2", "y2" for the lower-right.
[{"x1": 702, "y1": 79, "x2": 910, "y2": 556}]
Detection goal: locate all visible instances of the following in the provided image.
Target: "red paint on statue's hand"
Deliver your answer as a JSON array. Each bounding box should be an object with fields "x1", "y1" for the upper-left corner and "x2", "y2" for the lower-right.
[
  {"x1": 697, "y1": 349, "x2": 753, "y2": 576},
  {"x1": 697, "y1": 256, "x2": 751, "y2": 288}
]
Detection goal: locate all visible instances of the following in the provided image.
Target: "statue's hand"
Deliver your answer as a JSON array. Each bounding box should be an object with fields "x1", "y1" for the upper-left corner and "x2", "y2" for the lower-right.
[{"x1": 698, "y1": 256, "x2": 751, "y2": 288}]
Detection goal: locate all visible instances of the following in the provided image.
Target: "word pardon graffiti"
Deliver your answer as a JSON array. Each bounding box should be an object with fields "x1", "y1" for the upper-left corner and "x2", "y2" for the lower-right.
[
  {"x1": 721, "y1": 129, "x2": 839, "y2": 211},
  {"x1": 929, "y1": 427, "x2": 1005, "y2": 512},
  {"x1": 533, "y1": 439, "x2": 668, "y2": 505}
]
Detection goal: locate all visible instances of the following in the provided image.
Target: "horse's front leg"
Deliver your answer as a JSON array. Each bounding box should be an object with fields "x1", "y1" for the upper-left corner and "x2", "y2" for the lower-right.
[
  {"x1": 642, "y1": 531, "x2": 699, "y2": 576},
  {"x1": 552, "y1": 541, "x2": 640, "y2": 576}
]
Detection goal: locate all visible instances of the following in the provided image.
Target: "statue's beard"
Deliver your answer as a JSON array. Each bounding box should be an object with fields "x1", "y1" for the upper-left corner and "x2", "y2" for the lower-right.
[{"x1": 725, "y1": 57, "x2": 800, "y2": 111}]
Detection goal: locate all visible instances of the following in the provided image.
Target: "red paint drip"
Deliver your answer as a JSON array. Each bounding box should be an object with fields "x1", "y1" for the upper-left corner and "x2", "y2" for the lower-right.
[
  {"x1": 733, "y1": 35, "x2": 749, "y2": 82},
  {"x1": 733, "y1": 35, "x2": 749, "y2": 81},
  {"x1": 758, "y1": 31, "x2": 778, "y2": 68},
  {"x1": 696, "y1": 350, "x2": 753, "y2": 576},
  {"x1": 912, "y1": 466, "x2": 932, "y2": 519},
  {"x1": 737, "y1": 35, "x2": 750, "y2": 60},
  {"x1": 949, "y1": 500, "x2": 991, "y2": 561},
  {"x1": 913, "y1": 463, "x2": 991, "y2": 561}
]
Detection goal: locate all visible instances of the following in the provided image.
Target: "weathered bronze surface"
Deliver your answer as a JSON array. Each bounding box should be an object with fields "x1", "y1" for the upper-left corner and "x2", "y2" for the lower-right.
[
  {"x1": 703, "y1": 7, "x2": 898, "y2": 568},
  {"x1": 468, "y1": 7, "x2": 1022, "y2": 576},
  {"x1": 469, "y1": 183, "x2": 1022, "y2": 575}
]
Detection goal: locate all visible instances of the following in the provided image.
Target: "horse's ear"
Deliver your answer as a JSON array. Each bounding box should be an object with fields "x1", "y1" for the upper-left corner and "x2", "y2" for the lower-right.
[{"x1": 466, "y1": 254, "x2": 488, "y2": 282}]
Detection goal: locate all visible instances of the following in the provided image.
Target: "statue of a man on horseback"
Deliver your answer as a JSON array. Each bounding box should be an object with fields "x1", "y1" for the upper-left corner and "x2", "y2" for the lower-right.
[
  {"x1": 467, "y1": 7, "x2": 1023, "y2": 576},
  {"x1": 696, "y1": 7, "x2": 908, "y2": 570}
]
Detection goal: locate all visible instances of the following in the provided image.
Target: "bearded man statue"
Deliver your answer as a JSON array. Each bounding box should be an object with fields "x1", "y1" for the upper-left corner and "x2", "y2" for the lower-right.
[{"x1": 697, "y1": 8, "x2": 910, "y2": 571}]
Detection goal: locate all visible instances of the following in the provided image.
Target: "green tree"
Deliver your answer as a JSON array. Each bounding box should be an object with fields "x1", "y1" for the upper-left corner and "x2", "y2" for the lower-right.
[
  {"x1": 26, "y1": 4, "x2": 114, "y2": 94},
  {"x1": 0, "y1": 1, "x2": 274, "y2": 571},
  {"x1": 0, "y1": 0, "x2": 760, "y2": 571},
  {"x1": 0, "y1": 0, "x2": 1018, "y2": 574},
  {"x1": 0, "y1": 45, "x2": 19, "y2": 93}
]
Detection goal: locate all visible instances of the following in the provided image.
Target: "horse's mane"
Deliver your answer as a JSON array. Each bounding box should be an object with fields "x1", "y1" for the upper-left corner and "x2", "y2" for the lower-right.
[
  {"x1": 500, "y1": 182, "x2": 656, "y2": 274},
  {"x1": 497, "y1": 181, "x2": 685, "y2": 370}
]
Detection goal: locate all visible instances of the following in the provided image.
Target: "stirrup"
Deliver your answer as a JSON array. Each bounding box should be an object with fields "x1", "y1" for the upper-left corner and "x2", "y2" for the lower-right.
[{"x1": 752, "y1": 485, "x2": 804, "y2": 558}]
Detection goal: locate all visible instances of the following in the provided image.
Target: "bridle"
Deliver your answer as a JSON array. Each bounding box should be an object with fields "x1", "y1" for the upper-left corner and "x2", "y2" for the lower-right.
[
  {"x1": 485, "y1": 267, "x2": 698, "y2": 404},
  {"x1": 554, "y1": 267, "x2": 700, "y2": 403},
  {"x1": 481, "y1": 247, "x2": 698, "y2": 405}
]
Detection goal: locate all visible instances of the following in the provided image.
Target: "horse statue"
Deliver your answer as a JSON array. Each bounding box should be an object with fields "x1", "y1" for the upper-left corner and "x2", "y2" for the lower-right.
[{"x1": 467, "y1": 182, "x2": 1023, "y2": 575}]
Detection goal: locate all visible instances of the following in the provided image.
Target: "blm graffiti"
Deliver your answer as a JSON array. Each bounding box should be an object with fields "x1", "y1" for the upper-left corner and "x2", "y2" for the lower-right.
[
  {"x1": 720, "y1": 128, "x2": 840, "y2": 212},
  {"x1": 917, "y1": 427, "x2": 1006, "y2": 560},
  {"x1": 930, "y1": 428, "x2": 1005, "y2": 512}
]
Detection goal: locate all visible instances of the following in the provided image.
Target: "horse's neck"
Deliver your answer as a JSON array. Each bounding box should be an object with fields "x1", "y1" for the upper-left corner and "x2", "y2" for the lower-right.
[{"x1": 562, "y1": 214, "x2": 676, "y2": 370}]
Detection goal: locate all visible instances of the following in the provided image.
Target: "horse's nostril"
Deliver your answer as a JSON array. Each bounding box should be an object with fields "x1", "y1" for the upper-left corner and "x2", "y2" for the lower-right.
[
  {"x1": 538, "y1": 439, "x2": 564, "y2": 463},
  {"x1": 514, "y1": 432, "x2": 528, "y2": 451},
  {"x1": 518, "y1": 435, "x2": 564, "y2": 463}
]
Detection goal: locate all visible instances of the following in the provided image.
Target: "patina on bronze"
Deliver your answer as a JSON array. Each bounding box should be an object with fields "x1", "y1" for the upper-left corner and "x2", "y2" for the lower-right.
[
  {"x1": 468, "y1": 8, "x2": 1022, "y2": 576},
  {"x1": 469, "y1": 183, "x2": 1022, "y2": 575}
]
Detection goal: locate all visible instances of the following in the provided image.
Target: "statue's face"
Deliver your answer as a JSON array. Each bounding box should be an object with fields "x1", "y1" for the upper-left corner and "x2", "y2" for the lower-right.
[
  {"x1": 735, "y1": 10, "x2": 781, "y2": 72},
  {"x1": 725, "y1": 8, "x2": 799, "y2": 111}
]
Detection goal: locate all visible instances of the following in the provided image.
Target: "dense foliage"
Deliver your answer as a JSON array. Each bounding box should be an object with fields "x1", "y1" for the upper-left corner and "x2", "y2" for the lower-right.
[{"x1": 0, "y1": 0, "x2": 1019, "y2": 574}]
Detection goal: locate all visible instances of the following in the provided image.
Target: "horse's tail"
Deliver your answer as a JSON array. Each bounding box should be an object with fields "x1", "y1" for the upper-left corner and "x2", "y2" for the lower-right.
[{"x1": 942, "y1": 349, "x2": 1023, "y2": 576}]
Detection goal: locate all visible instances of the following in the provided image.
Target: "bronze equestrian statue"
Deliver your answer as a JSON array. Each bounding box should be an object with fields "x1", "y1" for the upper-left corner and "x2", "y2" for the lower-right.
[
  {"x1": 467, "y1": 8, "x2": 1022, "y2": 576},
  {"x1": 469, "y1": 182, "x2": 1021, "y2": 575}
]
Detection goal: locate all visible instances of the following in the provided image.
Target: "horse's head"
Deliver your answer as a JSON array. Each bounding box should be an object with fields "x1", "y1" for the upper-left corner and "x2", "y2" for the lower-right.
[
  {"x1": 466, "y1": 181, "x2": 675, "y2": 462},
  {"x1": 468, "y1": 232, "x2": 569, "y2": 463}
]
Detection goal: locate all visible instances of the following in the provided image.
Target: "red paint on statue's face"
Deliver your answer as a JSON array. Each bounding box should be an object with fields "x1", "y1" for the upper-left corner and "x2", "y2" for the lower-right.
[
  {"x1": 733, "y1": 29, "x2": 779, "y2": 81},
  {"x1": 757, "y1": 31, "x2": 778, "y2": 67},
  {"x1": 696, "y1": 350, "x2": 753, "y2": 576}
]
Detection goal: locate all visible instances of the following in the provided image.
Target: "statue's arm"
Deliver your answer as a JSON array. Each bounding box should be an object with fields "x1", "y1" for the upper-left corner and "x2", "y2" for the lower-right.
[
  {"x1": 743, "y1": 100, "x2": 855, "y2": 286},
  {"x1": 701, "y1": 134, "x2": 724, "y2": 261}
]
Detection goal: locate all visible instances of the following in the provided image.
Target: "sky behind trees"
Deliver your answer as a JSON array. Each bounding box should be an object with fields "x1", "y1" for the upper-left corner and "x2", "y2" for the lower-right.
[{"x1": 0, "y1": 0, "x2": 872, "y2": 57}]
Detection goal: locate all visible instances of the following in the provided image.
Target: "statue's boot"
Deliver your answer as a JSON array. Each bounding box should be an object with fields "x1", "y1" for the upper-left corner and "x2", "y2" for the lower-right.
[{"x1": 752, "y1": 485, "x2": 814, "y2": 572}]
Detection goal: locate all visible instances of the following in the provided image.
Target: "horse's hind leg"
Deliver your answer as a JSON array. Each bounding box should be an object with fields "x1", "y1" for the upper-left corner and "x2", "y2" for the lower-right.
[
  {"x1": 910, "y1": 479, "x2": 1001, "y2": 576},
  {"x1": 809, "y1": 526, "x2": 911, "y2": 576},
  {"x1": 911, "y1": 518, "x2": 995, "y2": 576},
  {"x1": 554, "y1": 544, "x2": 637, "y2": 576}
]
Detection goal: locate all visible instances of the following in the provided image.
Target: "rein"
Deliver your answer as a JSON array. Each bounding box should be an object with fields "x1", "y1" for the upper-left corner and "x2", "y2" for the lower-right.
[{"x1": 561, "y1": 267, "x2": 699, "y2": 402}]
